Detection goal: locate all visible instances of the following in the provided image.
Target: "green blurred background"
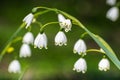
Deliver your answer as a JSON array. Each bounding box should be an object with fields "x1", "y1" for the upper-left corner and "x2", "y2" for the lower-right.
[{"x1": 0, "y1": 0, "x2": 120, "y2": 80}]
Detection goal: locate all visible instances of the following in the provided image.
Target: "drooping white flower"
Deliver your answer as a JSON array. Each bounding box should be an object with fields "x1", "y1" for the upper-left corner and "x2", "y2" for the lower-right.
[
  {"x1": 8, "y1": 60, "x2": 21, "y2": 73},
  {"x1": 61, "y1": 19, "x2": 72, "y2": 32},
  {"x1": 73, "y1": 58, "x2": 87, "y2": 73},
  {"x1": 23, "y1": 13, "x2": 34, "y2": 29},
  {"x1": 73, "y1": 39, "x2": 87, "y2": 56},
  {"x1": 58, "y1": 14, "x2": 72, "y2": 32},
  {"x1": 106, "y1": 0, "x2": 116, "y2": 6},
  {"x1": 106, "y1": 7, "x2": 119, "y2": 22},
  {"x1": 34, "y1": 33, "x2": 47, "y2": 49},
  {"x1": 55, "y1": 31, "x2": 67, "y2": 46},
  {"x1": 22, "y1": 32, "x2": 34, "y2": 45},
  {"x1": 19, "y1": 44, "x2": 31, "y2": 58},
  {"x1": 98, "y1": 58, "x2": 110, "y2": 71},
  {"x1": 58, "y1": 14, "x2": 66, "y2": 22}
]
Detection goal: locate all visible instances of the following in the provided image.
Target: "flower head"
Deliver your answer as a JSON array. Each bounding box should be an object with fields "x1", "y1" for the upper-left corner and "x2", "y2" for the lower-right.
[
  {"x1": 106, "y1": 7, "x2": 119, "y2": 21},
  {"x1": 22, "y1": 32, "x2": 34, "y2": 45},
  {"x1": 106, "y1": 0, "x2": 116, "y2": 6},
  {"x1": 23, "y1": 13, "x2": 34, "y2": 29},
  {"x1": 58, "y1": 14, "x2": 72, "y2": 32},
  {"x1": 55, "y1": 31, "x2": 67, "y2": 46},
  {"x1": 8, "y1": 60, "x2": 21, "y2": 73},
  {"x1": 34, "y1": 33, "x2": 47, "y2": 49},
  {"x1": 19, "y1": 44, "x2": 31, "y2": 58},
  {"x1": 73, "y1": 58, "x2": 87, "y2": 73},
  {"x1": 73, "y1": 39, "x2": 87, "y2": 56},
  {"x1": 98, "y1": 58, "x2": 110, "y2": 71},
  {"x1": 61, "y1": 19, "x2": 72, "y2": 32},
  {"x1": 58, "y1": 14, "x2": 66, "y2": 22}
]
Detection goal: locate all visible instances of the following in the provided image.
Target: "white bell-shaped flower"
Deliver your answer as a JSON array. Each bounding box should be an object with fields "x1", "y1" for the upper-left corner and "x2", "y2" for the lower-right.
[
  {"x1": 58, "y1": 14, "x2": 66, "y2": 22},
  {"x1": 73, "y1": 58, "x2": 87, "y2": 73},
  {"x1": 106, "y1": 0, "x2": 116, "y2": 6},
  {"x1": 73, "y1": 39, "x2": 87, "y2": 56},
  {"x1": 61, "y1": 19, "x2": 72, "y2": 32},
  {"x1": 8, "y1": 60, "x2": 21, "y2": 73},
  {"x1": 55, "y1": 31, "x2": 67, "y2": 46},
  {"x1": 22, "y1": 32, "x2": 34, "y2": 45},
  {"x1": 106, "y1": 7, "x2": 119, "y2": 22},
  {"x1": 98, "y1": 58, "x2": 110, "y2": 71},
  {"x1": 19, "y1": 44, "x2": 31, "y2": 58},
  {"x1": 34, "y1": 33, "x2": 47, "y2": 49},
  {"x1": 23, "y1": 13, "x2": 34, "y2": 29},
  {"x1": 58, "y1": 14, "x2": 72, "y2": 32}
]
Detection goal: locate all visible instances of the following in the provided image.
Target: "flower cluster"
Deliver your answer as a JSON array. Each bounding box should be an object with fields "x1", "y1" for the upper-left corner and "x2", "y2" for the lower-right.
[
  {"x1": 8, "y1": 12, "x2": 110, "y2": 74},
  {"x1": 8, "y1": 13, "x2": 35, "y2": 73},
  {"x1": 20, "y1": 31, "x2": 34, "y2": 58},
  {"x1": 73, "y1": 41, "x2": 110, "y2": 73},
  {"x1": 106, "y1": 0, "x2": 119, "y2": 21}
]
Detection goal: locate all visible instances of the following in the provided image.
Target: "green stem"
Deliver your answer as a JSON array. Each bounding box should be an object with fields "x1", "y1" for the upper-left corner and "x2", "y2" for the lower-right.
[
  {"x1": 34, "y1": 21, "x2": 43, "y2": 27},
  {"x1": 86, "y1": 49, "x2": 105, "y2": 54},
  {"x1": 33, "y1": 7, "x2": 57, "y2": 13},
  {"x1": 80, "y1": 32, "x2": 88, "y2": 38},
  {"x1": 18, "y1": 66, "x2": 28, "y2": 80},
  {"x1": 40, "y1": 22, "x2": 59, "y2": 32},
  {"x1": 12, "y1": 37, "x2": 22, "y2": 43},
  {"x1": 34, "y1": 10, "x2": 51, "y2": 17},
  {"x1": 0, "y1": 23, "x2": 25, "y2": 62}
]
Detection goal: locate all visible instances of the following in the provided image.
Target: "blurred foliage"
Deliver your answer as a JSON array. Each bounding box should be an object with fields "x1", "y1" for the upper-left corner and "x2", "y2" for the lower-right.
[{"x1": 0, "y1": 0, "x2": 120, "y2": 80}]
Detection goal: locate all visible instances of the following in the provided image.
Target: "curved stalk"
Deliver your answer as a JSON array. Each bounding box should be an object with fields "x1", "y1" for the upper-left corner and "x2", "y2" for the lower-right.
[
  {"x1": 33, "y1": 7, "x2": 58, "y2": 14},
  {"x1": 40, "y1": 22, "x2": 59, "y2": 32},
  {"x1": 0, "y1": 23, "x2": 25, "y2": 62},
  {"x1": 80, "y1": 32, "x2": 88, "y2": 38},
  {"x1": 86, "y1": 49, "x2": 105, "y2": 54},
  {"x1": 34, "y1": 10, "x2": 51, "y2": 17},
  {"x1": 34, "y1": 21, "x2": 43, "y2": 28}
]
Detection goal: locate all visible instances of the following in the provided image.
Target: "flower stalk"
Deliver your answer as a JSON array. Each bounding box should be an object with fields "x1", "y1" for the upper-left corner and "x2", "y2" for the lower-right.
[
  {"x1": 86, "y1": 49, "x2": 105, "y2": 54},
  {"x1": 40, "y1": 22, "x2": 59, "y2": 32},
  {"x1": 0, "y1": 23, "x2": 25, "y2": 62}
]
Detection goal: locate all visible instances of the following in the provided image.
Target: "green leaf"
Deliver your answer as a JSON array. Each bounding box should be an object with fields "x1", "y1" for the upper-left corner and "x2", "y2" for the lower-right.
[{"x1": 85, "y1": 29, "x2": 120, "y2": 70}]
